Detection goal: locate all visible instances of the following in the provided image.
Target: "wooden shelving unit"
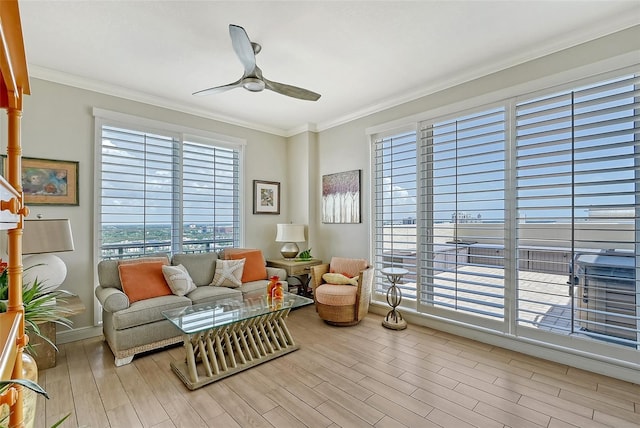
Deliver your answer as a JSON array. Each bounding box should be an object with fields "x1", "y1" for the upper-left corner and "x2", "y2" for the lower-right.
[{"x1": 0, "y1": 1, "x2": 32, "y2": 426}]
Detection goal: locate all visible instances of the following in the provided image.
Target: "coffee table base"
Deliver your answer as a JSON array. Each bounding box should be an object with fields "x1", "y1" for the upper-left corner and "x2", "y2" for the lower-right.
[{"x1": 170, "y1": 308, "x2": 298, "y2": 390}]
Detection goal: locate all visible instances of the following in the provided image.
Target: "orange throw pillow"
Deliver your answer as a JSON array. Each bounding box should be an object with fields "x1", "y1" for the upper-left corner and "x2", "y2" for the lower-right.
[
  {"x1": 118, "y1": 260, "x2": 172, "y2": 303},
  {"x1": 228, "y1": 249, "x2": 267, "y2": 283}
]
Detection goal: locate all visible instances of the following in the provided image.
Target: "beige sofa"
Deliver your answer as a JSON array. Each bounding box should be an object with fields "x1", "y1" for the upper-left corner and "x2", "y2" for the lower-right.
[{"x1": 95, "y1": 250, "x2": 287, "y2": 366}]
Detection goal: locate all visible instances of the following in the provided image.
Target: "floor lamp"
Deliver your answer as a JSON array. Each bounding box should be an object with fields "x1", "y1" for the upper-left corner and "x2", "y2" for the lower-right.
[{"x1": 22, "y1": 218, "x2": 75, "y2": 292}]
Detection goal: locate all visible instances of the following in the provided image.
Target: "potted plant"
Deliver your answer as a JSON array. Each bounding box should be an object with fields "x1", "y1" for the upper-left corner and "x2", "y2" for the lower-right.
[{"x1": 0, "y1": 259, "x2": 73, "y2": 354}]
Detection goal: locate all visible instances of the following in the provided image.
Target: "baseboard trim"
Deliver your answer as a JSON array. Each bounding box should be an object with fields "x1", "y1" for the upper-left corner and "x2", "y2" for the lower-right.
[
  {"x1": 57, "y1": 325, "x2": 103, "y2": 345},
  {"x1": 369, "y1": 302, "x2": 640, "y2": 384}
]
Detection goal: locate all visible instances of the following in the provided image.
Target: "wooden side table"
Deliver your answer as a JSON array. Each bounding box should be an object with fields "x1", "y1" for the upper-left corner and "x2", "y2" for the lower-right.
[
  {"x1": 31, "y1": 294, "x2": 85, "y2": 369},
  {"x1": 266, "y1": 259, "x2": 323, "y2": 297}
]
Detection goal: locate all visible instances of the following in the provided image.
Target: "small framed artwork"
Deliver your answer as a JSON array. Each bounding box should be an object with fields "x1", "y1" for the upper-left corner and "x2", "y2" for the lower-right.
[
  {"x1": 13, "y1": 157, "x2": 79, "y2": 205},
  {"x1": 253, "y1": 180, "x2": 280, "y2": 215},
  {"x1": 322, "y1": 169, "x2": 361, "y2": 224}
]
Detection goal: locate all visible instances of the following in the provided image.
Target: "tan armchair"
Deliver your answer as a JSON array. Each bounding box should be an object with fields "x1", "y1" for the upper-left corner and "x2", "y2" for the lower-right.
[{"x1": 310, "y1": 257, "x2": 374, "y2": 326}]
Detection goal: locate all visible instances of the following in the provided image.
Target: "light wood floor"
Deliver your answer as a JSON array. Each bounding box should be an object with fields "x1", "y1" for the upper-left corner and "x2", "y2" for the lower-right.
[{"x1": 34, "y1": 305, "x2": 639, "y2": 428}]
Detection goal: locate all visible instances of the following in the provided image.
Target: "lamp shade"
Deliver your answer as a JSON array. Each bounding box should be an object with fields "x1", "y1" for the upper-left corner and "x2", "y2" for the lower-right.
[
  {"x1": 275, "y1": 224, "x2": 306, "y2": 243},
  {"x1": 23, "y1": 219, "x2": 75, "y2": 254}
]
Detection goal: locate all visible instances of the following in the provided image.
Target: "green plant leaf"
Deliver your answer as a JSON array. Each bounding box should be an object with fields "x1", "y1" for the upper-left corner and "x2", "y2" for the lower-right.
[
  {"x1": 0, "y1": 378, "x2": 49, "y2": 399},
  {"x1": 49, "y1": 412, "x2": 71, "y2": 427}
]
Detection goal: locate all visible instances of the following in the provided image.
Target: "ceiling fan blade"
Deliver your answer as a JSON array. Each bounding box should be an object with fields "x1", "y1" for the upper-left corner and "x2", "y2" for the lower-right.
[
  {"x1": 229, "y1": 24, "x2": 256, "y2": 75},
  {"x1": 263, "y1": 78, "x2": 321, "y2": 101},
  {"x1": 192, "y1": 78, "x2": 242, "y2": 96}
]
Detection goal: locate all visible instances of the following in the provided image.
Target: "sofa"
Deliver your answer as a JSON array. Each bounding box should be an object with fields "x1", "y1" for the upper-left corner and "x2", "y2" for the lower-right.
[{"x1": 95, "y1": 249, "x2": 288, "y2": 366}]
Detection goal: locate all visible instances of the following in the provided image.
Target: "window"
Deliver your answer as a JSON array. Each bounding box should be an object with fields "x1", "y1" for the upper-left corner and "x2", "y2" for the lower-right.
[
  {"x1": 372, "y1": 69, "x2": 639, "y2": 363},
  {"x1": 97, "y1": 119, "x2": 241, "y2": 260},
  {"x1": 182, "y1": 140, "x2": 240, "y2": 253},
  {"x1": 419, "y1": 107, "x2": 506, "y2": 323},
  {"x1": 515, "y1": 75, "x2": 639, "y2": 346},
  {"x1": 372, "y1": 131, "x2": 418, "y2": 299}
]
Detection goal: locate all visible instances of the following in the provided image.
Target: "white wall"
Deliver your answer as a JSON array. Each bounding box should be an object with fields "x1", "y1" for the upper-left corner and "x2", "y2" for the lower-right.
[
  {"x1": 3, "y1": 78, "x2": 289, "y2": 334},
  {"x1": 285, "y1": 131, "x2": 319, "y2": 253}
]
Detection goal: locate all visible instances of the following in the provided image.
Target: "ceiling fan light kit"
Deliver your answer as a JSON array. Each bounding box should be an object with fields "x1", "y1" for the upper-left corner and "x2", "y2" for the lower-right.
[
  {"x1": 194, "y1": 24, "x2": 321, "y2": 101},
  {"x1": 242, "y1": 77, "x2": 265, "y2": 92}
]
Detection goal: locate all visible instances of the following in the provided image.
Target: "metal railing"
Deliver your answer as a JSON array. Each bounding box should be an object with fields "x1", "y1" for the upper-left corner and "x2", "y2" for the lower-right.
[{"x1": 100, "y1": 238, "x2": 234, "y2": 260}]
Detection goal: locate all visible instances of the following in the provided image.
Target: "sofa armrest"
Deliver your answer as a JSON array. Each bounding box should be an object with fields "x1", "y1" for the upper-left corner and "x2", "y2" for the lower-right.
[
  {"x1": 95, "y1": 285, "x2": 130, "y2": 313},
  {"x1": 266, "y1": 267, "x2": 287, "y2": 280}
]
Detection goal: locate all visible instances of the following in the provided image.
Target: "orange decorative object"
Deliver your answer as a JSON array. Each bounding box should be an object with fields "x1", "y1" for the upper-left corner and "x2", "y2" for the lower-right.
[
  {"x1": 266, "y1": 275, "x2": 279, "y2": 306},
  {"x1": 271, "y1": 281, "x2": 284, "y2": 310}
]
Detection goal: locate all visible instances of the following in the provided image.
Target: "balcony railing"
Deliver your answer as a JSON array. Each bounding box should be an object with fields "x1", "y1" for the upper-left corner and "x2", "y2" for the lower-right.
[{"x1": 101, "y1": 238, "x2": 234, "y2": 260}]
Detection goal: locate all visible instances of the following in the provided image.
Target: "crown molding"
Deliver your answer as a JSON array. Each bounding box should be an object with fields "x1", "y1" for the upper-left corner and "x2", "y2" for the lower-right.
[{"x1": 28, "y1": 65, "x2": 290, "y2": 137}]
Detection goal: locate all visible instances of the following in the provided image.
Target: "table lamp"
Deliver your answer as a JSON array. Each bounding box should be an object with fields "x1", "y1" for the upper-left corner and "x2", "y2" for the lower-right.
[
  {"x1": 275, "y1": 224, "x2": 306, "y2": 259},
  {"x1": 22, "y1": 218, "x2": 75, "y2": 292}
]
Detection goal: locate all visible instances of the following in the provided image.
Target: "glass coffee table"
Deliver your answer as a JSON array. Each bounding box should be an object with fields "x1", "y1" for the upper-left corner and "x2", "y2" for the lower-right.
[{"x1": 163, "y1": 291, "x2": 313, "y2": 390}]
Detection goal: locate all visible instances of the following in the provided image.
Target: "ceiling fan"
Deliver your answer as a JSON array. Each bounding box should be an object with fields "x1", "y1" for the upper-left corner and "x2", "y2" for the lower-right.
[{"x1": 193, "y1": 24, "x2": 321, "y2": 101}]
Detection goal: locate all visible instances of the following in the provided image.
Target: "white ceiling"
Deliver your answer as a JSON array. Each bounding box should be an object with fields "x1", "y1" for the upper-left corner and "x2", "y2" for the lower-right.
[{"x1": 18, "y1": 1, "x2": 639, "y2": 137}]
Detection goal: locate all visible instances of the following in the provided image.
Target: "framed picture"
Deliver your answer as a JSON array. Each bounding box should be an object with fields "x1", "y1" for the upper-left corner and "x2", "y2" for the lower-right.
[
  {"x1": 322, "y1": 169, "x2": 361, "y2": 224},
  {"x1": 12, "y1": 157, "x2": 79, "y2": 205},
  {"x1": 253, "y1": 180, "x2": 280, "y2": 214}
]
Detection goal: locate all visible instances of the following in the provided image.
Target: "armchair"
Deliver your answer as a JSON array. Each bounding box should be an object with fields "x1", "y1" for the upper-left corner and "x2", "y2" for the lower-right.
[{"x1": 309, "y1": 257, "x2": 374, "y2": 326}]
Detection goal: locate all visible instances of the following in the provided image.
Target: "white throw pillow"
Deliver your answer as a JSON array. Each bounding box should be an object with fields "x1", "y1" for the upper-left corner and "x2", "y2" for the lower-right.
[
  {"x1": 210, "y1": 259, "x2": 245, "y2": 288},
  {"x1": 162, "y1": 264, "x2": 197, "y2": 296}
]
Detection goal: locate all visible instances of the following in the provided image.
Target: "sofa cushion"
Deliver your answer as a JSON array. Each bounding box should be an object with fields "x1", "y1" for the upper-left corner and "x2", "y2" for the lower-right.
[
  {"x1": 210, "y1": 259, "x2": 245, "y2": 287},
  {"x1": 97, "y1": 260, "x2": 122, "y2": 289},
  {"x1": 228, "y1": 249, "x2": 267, "y2": 283},
  {"x1": 171, "y1": 252, "x2": 218, "y2": 286},
  {"x1": 162, "y1": 264, "x2": 197, "y2": 296},
  {"x1": 187, "y1": 284, "x2": 242, "y2": 305},
  {"x1": 236, "y1": 278, "x2": 290, "y2": 296},
  {"x1": 315, "y1": 283, "x2": 357, "y2": 306},
  {"x1": 98, "y1": 255, "x2": 169, "y2": 290},
  {"x1": 111, "y1": 294, "x2": 191, "y2": 330},
  {"x1": 119, "y1": 259, "x2": 172, "y2": 303}
]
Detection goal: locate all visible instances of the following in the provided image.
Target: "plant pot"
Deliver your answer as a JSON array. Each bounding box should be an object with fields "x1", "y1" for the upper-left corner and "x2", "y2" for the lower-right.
[{"x1": 0, "y1": 353, "x2": 38, "y2": 428}]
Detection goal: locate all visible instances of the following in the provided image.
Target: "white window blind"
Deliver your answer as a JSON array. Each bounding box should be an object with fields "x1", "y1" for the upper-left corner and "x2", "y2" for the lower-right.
[
  {"x1": 419, "y1": 108, "x2": 506, "y2": 320},
  {"x1": 99, "y1": 125, "x2": 241, "y2": 259},
  {"x1": 182, "y1": 141, "x2": 240, "y2": 252},
  {"x1": 100, "y1": 125, "x2": 177, "y2": 258},
  {"x1": 372, "y1": 131, "x2": 418, "y2": 299},
  {"x1": 515, "y1": 75, "x2": 639, "y2": 347}
]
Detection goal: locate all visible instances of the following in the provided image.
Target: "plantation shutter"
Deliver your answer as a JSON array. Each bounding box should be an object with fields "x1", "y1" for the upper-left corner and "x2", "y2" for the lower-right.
[
  {"x1": 515, "y1": 74, "x2": 639, "y2": 347},
  {"x1": 372, "y1": 131, "x2": 418, "y2": 299},
  {"x1": 419, "y1": 107, "x2": 507, "y2": 321},
  {"x1": 182, "y1": 140, "x2": 240, "y2": 252},
  {"x1": 99, "y1": 125, "x2": 178, "y2": 258}
]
